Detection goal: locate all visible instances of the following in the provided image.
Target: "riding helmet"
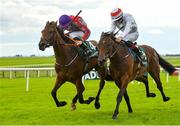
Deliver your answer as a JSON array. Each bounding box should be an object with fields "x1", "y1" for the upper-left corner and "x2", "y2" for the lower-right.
[
  {"x1": 111, "y1": 8, "x2": 123, "y2": 21},
  {"x1": 59, "y1": 14, "x2": 72, "y2": 28}
]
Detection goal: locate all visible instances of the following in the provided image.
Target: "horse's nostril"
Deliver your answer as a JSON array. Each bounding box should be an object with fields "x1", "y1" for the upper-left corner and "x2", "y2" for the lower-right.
[
  {"x1": 98, "y1": 59, "x2": 105, "y2": 66},
  {"x1": 39, "y1": 42, "x2": 46, "y2": 51}
]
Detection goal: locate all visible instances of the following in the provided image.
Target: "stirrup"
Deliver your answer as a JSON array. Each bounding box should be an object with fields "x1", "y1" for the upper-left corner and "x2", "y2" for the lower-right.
[
  {"x1": 140, "y1": 55, "x2": 145, "y2": 60},
  {"x1": 85, "y1": 48, "x2": 92, "y2": 55}
]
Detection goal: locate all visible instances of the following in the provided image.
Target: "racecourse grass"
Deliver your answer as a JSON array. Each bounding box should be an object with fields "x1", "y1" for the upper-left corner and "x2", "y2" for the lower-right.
[
  {"x1": 0, "y1": 56, "x2": 180, "y2": 67},
  {"x1": 0, "y1": 76, "x2": 180, "y2": 125},
  {"x1": 0, "y1": 56, "x2": 180, "y2": 125},
  {"x1": 0, "y1": 56, "x2": 55, "y2": 67}
]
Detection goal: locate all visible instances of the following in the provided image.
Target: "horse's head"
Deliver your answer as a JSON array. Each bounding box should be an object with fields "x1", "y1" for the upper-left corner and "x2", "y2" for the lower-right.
[
  {"x1": 39, "y1": 21, "x2": 58, "y2": 51},
  {"x1": 98, "y1": 32, "x2": 115, "y2": 66}
]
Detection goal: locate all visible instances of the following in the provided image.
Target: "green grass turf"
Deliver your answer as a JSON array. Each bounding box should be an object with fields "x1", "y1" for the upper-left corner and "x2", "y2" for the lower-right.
[
  {"x1": 0, "y1": 56, "x2": 180, "y2": 67},
  {"x1": 162, "y1": 56, "x2": 180, "y2": 66},
  {"x1": 0, "y1": 75, "x2": 180, "y2": 125},
  {"x1": 0, "y1": 56, "x2": 55, "y2": 67}
]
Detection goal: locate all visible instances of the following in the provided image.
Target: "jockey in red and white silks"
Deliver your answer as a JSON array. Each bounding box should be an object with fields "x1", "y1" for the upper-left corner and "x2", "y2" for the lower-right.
[
  {"x1": 110, "y1": 8, "x2": 139, "y2": 43},
  {"x1": 110, "y1": 7, "x2": 147, "y2": 61}
]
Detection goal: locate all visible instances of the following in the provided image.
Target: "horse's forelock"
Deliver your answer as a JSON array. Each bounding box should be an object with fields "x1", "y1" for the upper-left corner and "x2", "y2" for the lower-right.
[
  {"x1": 100, "y1": 32, "x2": 111, "y2": 41},
  {"x1": 45, "y1": 21, "x2": 57, "y2": 28},
  {"x1": 46, "y1": 21, "x2": 49, "y2": 25}
]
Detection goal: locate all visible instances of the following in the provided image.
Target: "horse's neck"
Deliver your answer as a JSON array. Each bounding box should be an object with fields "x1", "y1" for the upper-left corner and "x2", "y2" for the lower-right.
[
  {"x1": 110, "y1": 44, "x2": 129, "y2": 64},
  {"x1": 53, "y1": 34, "x2": 77, "y2": 65}
]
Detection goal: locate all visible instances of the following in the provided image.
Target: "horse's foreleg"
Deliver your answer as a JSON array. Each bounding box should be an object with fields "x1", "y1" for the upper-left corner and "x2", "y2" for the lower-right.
[
  {"x1": 112, "y1": 87, "x2": 126, "y2": 120},
  {"x1": 76, "y1": 79, "x2": 95, "y2": 104},
  {"x1": 123, "y1": 90, "x2": 133, "y2": 113},
  {"x1": 71, "y1": 94, "x2": 78, "y2": 111},
  {"x1": 51, "y1": 76, "x2": 66, "y2": 107},
  {"x1": 94, "y1": 79, "x2": 105, "y2": 109}
]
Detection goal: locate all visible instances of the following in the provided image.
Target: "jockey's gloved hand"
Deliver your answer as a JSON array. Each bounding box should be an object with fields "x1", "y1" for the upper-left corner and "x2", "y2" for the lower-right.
[{"x1": 115, "y1": 36, "x2": 123, "y2": 43}]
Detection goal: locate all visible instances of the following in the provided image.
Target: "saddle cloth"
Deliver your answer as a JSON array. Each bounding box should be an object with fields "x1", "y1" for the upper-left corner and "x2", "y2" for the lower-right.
[{"x1": 78, "y1": 41, "x2": 98, "y2": 59}]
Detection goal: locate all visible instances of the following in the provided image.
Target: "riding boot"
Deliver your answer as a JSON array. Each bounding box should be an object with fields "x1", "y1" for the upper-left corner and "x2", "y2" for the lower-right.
[
  {"x1": 132, "y1": 47, "x2": 144, "y2": 61},
  {"x1": 124, "y1": 41, "x2": 134, "y2": 47},
  {"x1": 124, "y1": 41, "x2": 144, "y2": 61},
  {"x1": 79, "y1": 43, "x2": 92, "y2": 57}
]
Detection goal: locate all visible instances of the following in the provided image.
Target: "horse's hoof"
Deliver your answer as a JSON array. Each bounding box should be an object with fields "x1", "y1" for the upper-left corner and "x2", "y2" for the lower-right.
[
  {"x1": 57, "y1": 101, "x2": 67, "y2": 107},
  {"x1": 95, "y1": 102, "x2": 100, "y2": 109},
  {"x1": 163, "y1": 97, "x2": 170, "y2": 102},
  {"x1": 128, "y1": 109, "x2": 133, "y2": 113},
  {"x1": 147, "y1": 93, "x2": 156, "y2": 97},
  {"x1": 112, "y1": 114, "x2": 118, "y2": 120},
  {"x1": 71, "y1": 104, "x2": 76, "y2": 111}
]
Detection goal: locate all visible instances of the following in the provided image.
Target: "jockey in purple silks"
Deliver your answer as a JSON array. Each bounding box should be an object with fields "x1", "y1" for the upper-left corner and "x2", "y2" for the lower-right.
[{"x1": 58, "y1": 14, "x2": 92, "y2": 56}]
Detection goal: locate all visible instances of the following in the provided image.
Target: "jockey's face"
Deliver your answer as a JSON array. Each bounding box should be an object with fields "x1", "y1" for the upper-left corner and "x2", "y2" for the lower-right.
[{"x1": 116, "y1": 17, "x2": 123, "y2": 23}]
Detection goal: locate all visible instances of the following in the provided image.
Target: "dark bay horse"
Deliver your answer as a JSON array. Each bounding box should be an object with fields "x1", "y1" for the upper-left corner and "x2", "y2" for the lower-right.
[
  {"x1": 39, "y1": 21, "x2": 110, "y2": 110},
  {"x1": 98, "y1": 32, "x2": 177, "y2": 119}
]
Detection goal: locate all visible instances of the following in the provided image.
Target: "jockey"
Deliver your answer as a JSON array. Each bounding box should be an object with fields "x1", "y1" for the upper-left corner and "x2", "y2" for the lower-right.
[
  {"x1": 58, "y1": 14, "x2": 92, "y2": 56},
  {"x1": 110, "y1": 7, "x2": 144, "y2": 60}
]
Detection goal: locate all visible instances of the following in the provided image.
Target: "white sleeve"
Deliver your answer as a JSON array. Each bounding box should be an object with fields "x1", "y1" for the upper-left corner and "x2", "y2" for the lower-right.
[
  {"x1": 110, "y1": 22, "x2": 116, "y2": 33},
  {"x1": 119, "y1": 22, "x2": 131, "y2": 38}
]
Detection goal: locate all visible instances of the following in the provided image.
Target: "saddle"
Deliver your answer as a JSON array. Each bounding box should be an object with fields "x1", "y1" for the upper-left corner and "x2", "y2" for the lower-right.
[
  {"x1": 77, "y1": 41, "x2": 99, "y2": 60},
  {"x1": 123, "y1": 41, "x2": 147, "y2": 66}
]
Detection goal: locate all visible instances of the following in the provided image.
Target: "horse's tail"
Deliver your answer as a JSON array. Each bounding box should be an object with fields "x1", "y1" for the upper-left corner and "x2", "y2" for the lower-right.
[{"x1": 156, "y1": 52, "x2": 176, "y2": 75}]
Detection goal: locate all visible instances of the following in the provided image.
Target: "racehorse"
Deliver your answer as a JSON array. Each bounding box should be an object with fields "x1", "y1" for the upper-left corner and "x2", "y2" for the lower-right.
[
  {"x1": 39, "y1": 21, "x2": 110, "y2": 110},
  {"x1": 97, "y1": 32, "x2": 177, "y2": 119}
]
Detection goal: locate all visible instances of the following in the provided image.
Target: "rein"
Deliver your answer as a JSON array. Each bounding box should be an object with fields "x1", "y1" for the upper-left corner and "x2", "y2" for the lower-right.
[
  {"x1": 54, "y1": 26, "x2": 79, "y2": 68},
  {"x1": 55, "y1": 53, "x2": 78, "y2": 67},
  {"x1": 109, "y1": 42, "x2": 131, "y2": 61},
  {"x1": 54, "y1": 27, "x2": 78, "y2": 47}
]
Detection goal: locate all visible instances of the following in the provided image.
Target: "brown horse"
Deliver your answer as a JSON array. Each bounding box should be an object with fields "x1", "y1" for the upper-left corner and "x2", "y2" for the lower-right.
[
  {"x1": 98, "y1": 32, "x2": 177, "y2": 119},
  {"x1": 38, "y1": 21, "x2": 111, "y2": 110}
]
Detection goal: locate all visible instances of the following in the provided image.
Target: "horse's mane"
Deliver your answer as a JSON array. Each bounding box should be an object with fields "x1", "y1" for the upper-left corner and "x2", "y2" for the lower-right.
[
  {"x1": 101, "y1": 32, "x2": 116, "y2": 41},
  {"x1": 56, "y1": 27, "x2": 76, "y2": 45},
  {"x1": 47, "y1": 21, "x2": 78, "y2": 45}
]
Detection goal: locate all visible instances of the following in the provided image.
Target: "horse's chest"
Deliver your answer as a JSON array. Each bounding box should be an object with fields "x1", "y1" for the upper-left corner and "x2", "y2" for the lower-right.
[
  {"x1": 109, "y1": 66, "x2": 123, "y2": 78},
  {"x1": 62, "y1": 69, "x2": 81, "y2": 80}
]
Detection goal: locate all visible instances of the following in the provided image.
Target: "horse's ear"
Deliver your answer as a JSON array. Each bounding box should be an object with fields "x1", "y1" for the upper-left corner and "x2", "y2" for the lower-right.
[
  {"x1": 110, "y1": 32, "x2": 114, "y2": 37},
  {"x1": 101, "y1": 32, "x2": 105, "y2": 38},
  {"x1": 55, "y1": 20, "x2": 57, "y2": 25},
  {"x1": 46, "y1": 21, "x2": 49, "y2": 25}
]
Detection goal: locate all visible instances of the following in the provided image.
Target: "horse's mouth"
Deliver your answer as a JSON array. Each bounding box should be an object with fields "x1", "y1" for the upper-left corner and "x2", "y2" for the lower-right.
[
  {"x1": 98, "y1": 59, "x2": 106, "y2": 66},
  {"x1": 39, "y1": 43, "x2": 47, "y2": 51}
]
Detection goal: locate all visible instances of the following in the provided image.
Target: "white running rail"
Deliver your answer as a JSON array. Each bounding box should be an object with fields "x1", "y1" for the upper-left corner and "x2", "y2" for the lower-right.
[
  {"x1": 0, "y1": 67, "x2": 54, "y2": 92},
  {"x1": 0, "y1": 67, "x2": 179, "y2": 92}
]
